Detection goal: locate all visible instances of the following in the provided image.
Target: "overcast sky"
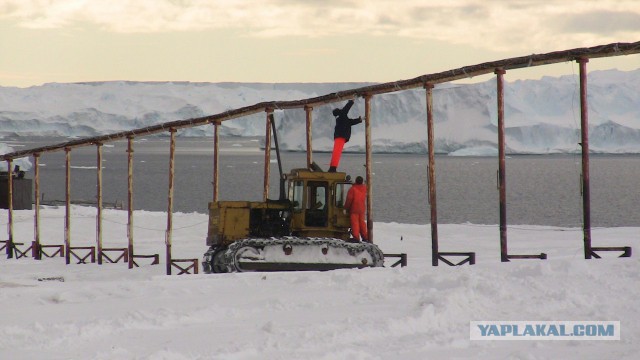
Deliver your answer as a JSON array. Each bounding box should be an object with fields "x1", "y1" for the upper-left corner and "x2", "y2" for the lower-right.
[{"x1": 1, "y1": 0, "x2": 639, "y2": 87}]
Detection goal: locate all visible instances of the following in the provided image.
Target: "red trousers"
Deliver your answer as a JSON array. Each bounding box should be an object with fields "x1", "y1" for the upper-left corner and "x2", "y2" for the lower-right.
[
  {"x1": 350, "y1": 213, "x2": 368, "y2": 242},
  {"x1": 330, "y1": 137, "x2": 346, "y2": 168}
]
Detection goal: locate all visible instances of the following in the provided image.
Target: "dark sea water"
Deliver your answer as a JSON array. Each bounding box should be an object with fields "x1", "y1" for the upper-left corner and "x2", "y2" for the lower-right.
[{"x1": 15, "y1": 137, "x2": 640, "y2": 227}]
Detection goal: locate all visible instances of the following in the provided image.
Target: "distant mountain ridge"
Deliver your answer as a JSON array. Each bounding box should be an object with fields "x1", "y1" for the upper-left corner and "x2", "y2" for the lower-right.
[{"x1": 1, "y1": 69, "x2": 639, "y2": 154}]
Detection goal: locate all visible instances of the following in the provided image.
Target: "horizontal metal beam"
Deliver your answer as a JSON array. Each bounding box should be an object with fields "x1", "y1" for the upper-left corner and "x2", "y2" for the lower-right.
[{"x1": 2, "y1": 41, "x2": 638, "y2": 161}]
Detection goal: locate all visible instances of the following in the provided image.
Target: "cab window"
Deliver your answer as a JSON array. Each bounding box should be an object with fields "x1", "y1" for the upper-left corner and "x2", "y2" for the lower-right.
[
  {"x1": 289, "y1": 181, "x2": 303, "y2": 211},
  {"x1": 335, "y1": 183, "x2": 351, "y2": 208},
  {"x1": 306, "y1": 181, "x2": 327, "y2": 210},
  {"x1": 305, "y1": 181, "x2": 328, "y2": 227}
]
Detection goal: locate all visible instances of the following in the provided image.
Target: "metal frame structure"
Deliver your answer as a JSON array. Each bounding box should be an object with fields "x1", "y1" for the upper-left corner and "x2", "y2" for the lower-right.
[
  {"x1": 1, "y1": 41, "x2": 638, "y2": 270},
  {"x1": 425, "y1": 83, "x2": 476, "y2": 266},
  {"x1": 576, "y1": 58, "x2": 632, "y2": 259},
  {"x1": 5, "y1": 159, "x2": 13, "y2": 259},
  {"x1": 495, "y1": 69, "x2": 548, "y2": 262}
]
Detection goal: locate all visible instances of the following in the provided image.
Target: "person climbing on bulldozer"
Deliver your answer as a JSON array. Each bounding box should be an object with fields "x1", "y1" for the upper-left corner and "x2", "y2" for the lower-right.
[{"x1": 329, "y1": 99, "x2": 362, "y2": 172}]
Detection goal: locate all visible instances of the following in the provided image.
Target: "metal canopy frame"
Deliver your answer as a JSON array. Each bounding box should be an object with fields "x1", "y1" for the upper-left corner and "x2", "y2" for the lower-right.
[
  {"x1": 2, "y1": 41, "x2": 638, "y2": 269},
  {"x1": 2, "y1": 42, "x2": 637, "y2": 159}
]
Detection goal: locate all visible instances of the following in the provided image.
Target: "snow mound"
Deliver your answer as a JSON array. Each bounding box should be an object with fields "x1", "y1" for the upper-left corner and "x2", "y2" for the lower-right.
[{"x1": 0, "y1": 207, "x2": 638, "y2": 358}]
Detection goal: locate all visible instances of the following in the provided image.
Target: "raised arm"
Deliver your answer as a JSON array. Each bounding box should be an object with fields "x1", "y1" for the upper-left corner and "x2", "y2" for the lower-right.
[{"x1": 339, "y1": 99, "x2": 354, "y2": 116}]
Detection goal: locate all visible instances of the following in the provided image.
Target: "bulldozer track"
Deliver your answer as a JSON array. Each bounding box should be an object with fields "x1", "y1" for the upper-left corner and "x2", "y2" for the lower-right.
[{"x1": 207, "y1": 237, "x2": 385, "y2": 273}]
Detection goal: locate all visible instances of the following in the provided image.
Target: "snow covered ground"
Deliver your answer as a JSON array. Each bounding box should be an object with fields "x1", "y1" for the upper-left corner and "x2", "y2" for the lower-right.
[{"x1": 1, "y1": 206, "x2": 638, "y2": 359}]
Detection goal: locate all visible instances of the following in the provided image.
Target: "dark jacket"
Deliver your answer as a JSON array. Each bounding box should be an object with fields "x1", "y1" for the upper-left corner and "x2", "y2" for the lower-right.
[{"x1": 333, "y1": 100, "x2": 362, "y2": 142}]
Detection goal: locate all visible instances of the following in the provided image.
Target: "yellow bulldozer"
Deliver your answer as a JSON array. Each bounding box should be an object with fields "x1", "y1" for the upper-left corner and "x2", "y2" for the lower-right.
[
  {"x1": 202, "y1": 167, "x2": 384, "y2": 272},
  {"x1": 202, "y1": 115, "x2": 384, "y2": 273}
]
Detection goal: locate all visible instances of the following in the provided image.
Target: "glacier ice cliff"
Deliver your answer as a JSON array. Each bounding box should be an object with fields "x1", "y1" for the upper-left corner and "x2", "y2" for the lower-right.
[{"x1": 1, "y1": 69, "x2": 639, "y2": 156}]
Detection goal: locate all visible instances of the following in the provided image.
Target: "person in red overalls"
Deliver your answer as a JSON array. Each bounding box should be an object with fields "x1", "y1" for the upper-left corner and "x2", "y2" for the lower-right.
[
  {"x1": 344, "y1": 176, "x2": 368, "y2": 242},
  {"x1": 329, "y1": 99, "x2": 362, "y2": 172}
]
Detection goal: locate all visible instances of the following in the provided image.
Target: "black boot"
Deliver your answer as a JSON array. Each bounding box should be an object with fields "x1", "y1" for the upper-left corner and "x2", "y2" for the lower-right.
[{"x1": 328, "y1": 166, "x2": 337, "y2": 173}]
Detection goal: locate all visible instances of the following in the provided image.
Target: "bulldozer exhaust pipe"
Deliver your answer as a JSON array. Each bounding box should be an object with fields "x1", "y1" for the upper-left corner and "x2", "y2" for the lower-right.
[{"x1": 269, "y1": 113, "x2": 286, "y2": 201}]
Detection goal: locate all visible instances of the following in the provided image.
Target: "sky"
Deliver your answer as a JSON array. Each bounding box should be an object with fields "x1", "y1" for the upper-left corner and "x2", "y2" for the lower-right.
[{"x1": 1, "y1": 0, "x2": 639, "y2": 88}]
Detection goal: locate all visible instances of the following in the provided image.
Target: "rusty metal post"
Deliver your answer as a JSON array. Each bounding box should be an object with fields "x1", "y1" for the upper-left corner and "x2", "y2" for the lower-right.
[
  {"x1": 305, "y1": 105, "x2": 313, "y2": 168},
  {"x1": 6, "y1": 159, "x2": 13, "y2": 258},
  {"x1": 578, "y1": 58, "x2": 592, "y2": 259},
  {"x1": 96, "y1": 143, "x2": 103, "y2": 265},
  {"x1": 127, "y1": 136, "x2": 134, "y2": 269},
  {"x1": 212, "y1": 122, "x2": 220, "y2": 202},
  {"x1": 64, "y1": 148, "x2": 71, "y2": 265},
  {"x1": 495, "y1": 68, "x2": 509, "y2": 262},
  {"x1": 263, "y1": 109, "x2": 273, "y2": 201},
  {"x1": 166, "y1": 129, "x2": 176, "y2": 275},
  {"x1": 364, "y1": 95, "x2": 374, "y2": 243},
  {"x1": 33, "y1": 154, "x2": 41, "y2": 259},
  {"x1": 425, "y1": 83, "x2": 439, "y2": 266}
]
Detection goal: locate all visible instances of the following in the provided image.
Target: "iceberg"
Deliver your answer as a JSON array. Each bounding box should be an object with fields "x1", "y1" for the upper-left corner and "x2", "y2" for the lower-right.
[{"x1": 0, "y1": 143, "x2": 32, "y2": 171}]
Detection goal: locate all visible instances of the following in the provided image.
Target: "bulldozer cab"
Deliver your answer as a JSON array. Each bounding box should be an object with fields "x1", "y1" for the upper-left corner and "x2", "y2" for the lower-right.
[
  {"x1": 205, "y1": 168, "x2": 354, "y2": 248},
  {"x1": 287, "y1": 169, "x2": 352, "y2": 240}
]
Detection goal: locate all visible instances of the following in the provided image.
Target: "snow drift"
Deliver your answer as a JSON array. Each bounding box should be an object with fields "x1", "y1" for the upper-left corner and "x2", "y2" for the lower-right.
[{"x1": 0, "y1": 206, "x2": 638, "y2": 359}]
